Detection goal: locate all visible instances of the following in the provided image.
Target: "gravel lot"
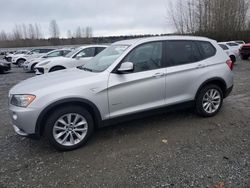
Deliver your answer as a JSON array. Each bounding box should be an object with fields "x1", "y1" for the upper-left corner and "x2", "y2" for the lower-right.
[{"x1": 0, "y1": 61, "x2": 250, "y2": 188}]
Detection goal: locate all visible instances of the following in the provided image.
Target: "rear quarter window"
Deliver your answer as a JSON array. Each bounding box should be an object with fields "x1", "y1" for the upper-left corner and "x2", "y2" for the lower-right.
[{"x1": 197, "y1": 41, "x2": 216, "y2": 59}]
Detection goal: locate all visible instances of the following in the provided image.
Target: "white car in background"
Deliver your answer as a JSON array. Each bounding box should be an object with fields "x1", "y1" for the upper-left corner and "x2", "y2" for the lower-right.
[
  {"x1": 34, "y1": 45, "x2": 107, "y2": 74},
  {"x1": 5, "y1": 50, "x2": 29, "y2": 62},
  {"x1": 23, "y1": 49, "x2": 72, "y2": 72},
  {"x1": 233, "y1": 40, "x2": 245, "y2": 45},
  {"x1": 12, "y1": 48, "x2": 55, "y2": 67},
  {"x1": 218, "y1": 42, "x2": 240, "y2": 63}
]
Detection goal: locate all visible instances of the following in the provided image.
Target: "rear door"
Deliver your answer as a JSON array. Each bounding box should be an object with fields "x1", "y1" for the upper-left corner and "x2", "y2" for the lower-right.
[
  {"x1": 108, "y1": 41, "x2": 166, "y2": 118},
  {"x1": 164, "y1": 40, "x2": 216, "y2": 105}
]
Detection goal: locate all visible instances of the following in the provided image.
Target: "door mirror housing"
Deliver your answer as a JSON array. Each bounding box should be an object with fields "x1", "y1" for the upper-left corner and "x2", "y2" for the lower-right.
[{"x1": 117, "y1": 62, "x2": 134, "y2": 73}]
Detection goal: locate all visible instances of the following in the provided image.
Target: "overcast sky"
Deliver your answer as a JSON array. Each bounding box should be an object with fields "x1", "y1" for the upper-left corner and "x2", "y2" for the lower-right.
[{"x1": 0, "y1": 0, "x2": 175, "y2": 38}]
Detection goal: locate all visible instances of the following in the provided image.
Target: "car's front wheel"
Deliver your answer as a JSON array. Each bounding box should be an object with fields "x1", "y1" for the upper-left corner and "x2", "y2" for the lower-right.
[
  {"x1": 196, "y1": 84, "x2": 223, "y2": 117},
  {"x1": 45, "y1": 105, "x2": 94, "y2": 151},
  {"x1": 17, "y1": 59, "x2": 25, "y2": 67}
]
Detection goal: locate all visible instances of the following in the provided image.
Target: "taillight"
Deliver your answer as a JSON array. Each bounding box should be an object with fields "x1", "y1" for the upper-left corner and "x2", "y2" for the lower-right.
[{"x1": 226, "y1": 59, "x2": 233, "y2": 70}]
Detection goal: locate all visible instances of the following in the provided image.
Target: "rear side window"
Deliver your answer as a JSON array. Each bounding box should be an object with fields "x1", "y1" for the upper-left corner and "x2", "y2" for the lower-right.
[
  {"x1": 165, "y1": 40, "x2": 202, "y2": 67},
  {"x1": 197, "y1": 41, "x2": 216, "y2": 59}
]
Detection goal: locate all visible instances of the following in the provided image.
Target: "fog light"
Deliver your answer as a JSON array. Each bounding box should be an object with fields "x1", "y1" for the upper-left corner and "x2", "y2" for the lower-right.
[{"x1": 12, "y1": 113, "x2": 17, "y2": 120}]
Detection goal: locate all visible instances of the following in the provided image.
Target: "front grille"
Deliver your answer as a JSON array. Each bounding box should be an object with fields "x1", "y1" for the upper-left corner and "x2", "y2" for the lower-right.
[{"x1": 6, "y1": 57, "x2": 12, "y2": 62}]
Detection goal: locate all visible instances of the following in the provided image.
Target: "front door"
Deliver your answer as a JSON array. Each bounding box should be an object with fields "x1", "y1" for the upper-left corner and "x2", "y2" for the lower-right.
[{"x1": 108, "y1": 41, "x2": 166, "y2": 118}]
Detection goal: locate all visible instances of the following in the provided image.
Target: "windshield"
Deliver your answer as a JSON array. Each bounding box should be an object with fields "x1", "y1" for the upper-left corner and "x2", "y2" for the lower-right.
[
  {"x1": 65, "y1": 47, "x2": 82, "y2": 58},
  {"x1": 80, "y1": 45, "x2": 129, "y2": 72}
]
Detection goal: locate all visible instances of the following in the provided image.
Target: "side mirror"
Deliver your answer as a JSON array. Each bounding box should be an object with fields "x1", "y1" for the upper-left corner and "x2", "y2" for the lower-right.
[{"x1": 117, "y1": 62, "x2": 134, "y2": 73}]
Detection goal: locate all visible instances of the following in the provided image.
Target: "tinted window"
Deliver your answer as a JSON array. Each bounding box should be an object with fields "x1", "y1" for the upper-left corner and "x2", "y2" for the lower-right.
[
  {"x1": 96, "y1": 47, "x2": 106, "y2": 55},
  {"x1": 166, "y1": 40, "x2": 202, "y2": 67},
  {"x1": 226, "y1": 42, "x2": 239, "y2": 47},
  {"x1": 62, "y1": 50, "x2": 71, "y2": 56},
  {"x1": 219, "y1": 44, "x2": 229, "y2": 50},
  {"x1": 46, "y1": 51, "x2": 61, "y2": 57},
  {"x1": 123, "y1": 42, "x2": 163, "y2": 73},
  {"x1": 74, "y1": 47, "x2": 95, "y2": 58},
  {"x1": 198, "y1": 41, "x2": 216, "y2": 58}
]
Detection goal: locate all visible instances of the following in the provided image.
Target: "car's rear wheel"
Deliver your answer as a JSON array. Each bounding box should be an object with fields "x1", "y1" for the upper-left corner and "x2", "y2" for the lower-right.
[
  {"x1": 196, "y1": 84, "x2": 223, "y2": 117},
  {"x1": 45, "y1": 106, "x2": 94, "y2": 151},
  {"x1": 49, "y1": 66, "x2": 65, "y2": 72}
]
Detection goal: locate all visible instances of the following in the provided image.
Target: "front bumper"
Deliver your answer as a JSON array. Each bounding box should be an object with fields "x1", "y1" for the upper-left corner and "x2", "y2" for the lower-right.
[
  {"x1": 9, "y1": 104, "x2": 40, "y2": 136},
  {"x1": 35, "y1": 67, "x2": 45, "y2": 75},
  {"x1": 224, "y1": 85, "x2": 233, "y2": 98}
]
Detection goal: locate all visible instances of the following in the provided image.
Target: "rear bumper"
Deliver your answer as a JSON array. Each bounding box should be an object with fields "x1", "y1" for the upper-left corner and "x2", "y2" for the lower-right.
[{"x1": 224, "y1": 85, "x2": 233, "y2": 98}]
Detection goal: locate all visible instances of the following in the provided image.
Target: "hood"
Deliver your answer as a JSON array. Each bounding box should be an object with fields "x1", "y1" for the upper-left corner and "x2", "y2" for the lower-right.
[
  {"x1": 10, "y1": 68, "x2": 99, "y2": 94},
  {"x1": 36, "y1": 56, "x2": 68, "y2": 66}
]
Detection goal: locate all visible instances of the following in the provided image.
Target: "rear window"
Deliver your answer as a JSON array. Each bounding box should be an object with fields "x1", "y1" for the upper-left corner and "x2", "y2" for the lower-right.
[{"x1": 197, "y1": 41, "x2": 216, "y2": 59}]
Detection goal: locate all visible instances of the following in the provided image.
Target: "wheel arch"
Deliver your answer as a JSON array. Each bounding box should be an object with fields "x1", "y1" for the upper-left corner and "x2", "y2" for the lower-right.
[
  {"x1": 195, "y1": 77, "x2": 227, "y2": 99},
  {"x1": 49, "y1": 65, "x2": 66, "y2": 72},
  {"x1": 16, "y1": 58, "x2": 26, "y2": 63},
  {"x1": 35, "y1": 98, "x2": 102, "y2": 137}
]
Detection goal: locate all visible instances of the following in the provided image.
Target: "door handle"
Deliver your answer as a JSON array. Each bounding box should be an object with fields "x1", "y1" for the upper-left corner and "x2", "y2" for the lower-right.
[{"x1": 153, "y1": 72, "x2": 165, "y2": 78}]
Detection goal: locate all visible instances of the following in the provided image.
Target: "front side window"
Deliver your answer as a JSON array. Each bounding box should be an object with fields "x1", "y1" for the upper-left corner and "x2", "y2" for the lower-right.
[
  {"x1": 74, "y1": 48, "x2": 95, "y2": 58},
  {"x1": 122, "y1": 42, "x2": 163, "y2": 73},
  {"x1": 166, "y1": 40, "x2": 202, "y2": 67}
]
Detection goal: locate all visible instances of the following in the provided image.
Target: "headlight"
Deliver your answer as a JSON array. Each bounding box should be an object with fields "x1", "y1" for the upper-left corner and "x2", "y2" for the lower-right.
[
  {"x1": 39, "y1": 61, "x2": 51, "y2": 66},
  {"x1": 10, "y1": 94, "x2": 36, "y2": 108}
]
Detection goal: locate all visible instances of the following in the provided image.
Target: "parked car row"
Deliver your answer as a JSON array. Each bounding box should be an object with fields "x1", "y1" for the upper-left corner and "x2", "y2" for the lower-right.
[{"x1": 218, "y1": 40, "x2": 246, "y2": 63}]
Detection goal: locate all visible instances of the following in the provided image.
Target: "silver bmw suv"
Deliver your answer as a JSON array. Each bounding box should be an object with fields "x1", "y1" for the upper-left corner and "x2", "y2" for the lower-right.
[{"x1": 9, "y1": 36, "x2": 234, "y2": 150}]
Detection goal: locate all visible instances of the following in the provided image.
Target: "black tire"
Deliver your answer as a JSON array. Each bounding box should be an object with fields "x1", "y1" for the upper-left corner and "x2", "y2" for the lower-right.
[
  {"x1": 17, "y1": 59, "x2": 25, "y2": 67},
  {"x1": 195, "y1": 84, "x2": 223, "y2": 117},
  {"x1": 49, "y1": 66, "x2": 65, "y2": 72},
  {"x1": 45, "y1": 105, "x2": 94, "y2": 151},
  {"x1": 31, "y1": 63, "x2": 37, "y2": 72},
  {"x1": 230, "y1": 55, "x2": 236, "y2": 63}
]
